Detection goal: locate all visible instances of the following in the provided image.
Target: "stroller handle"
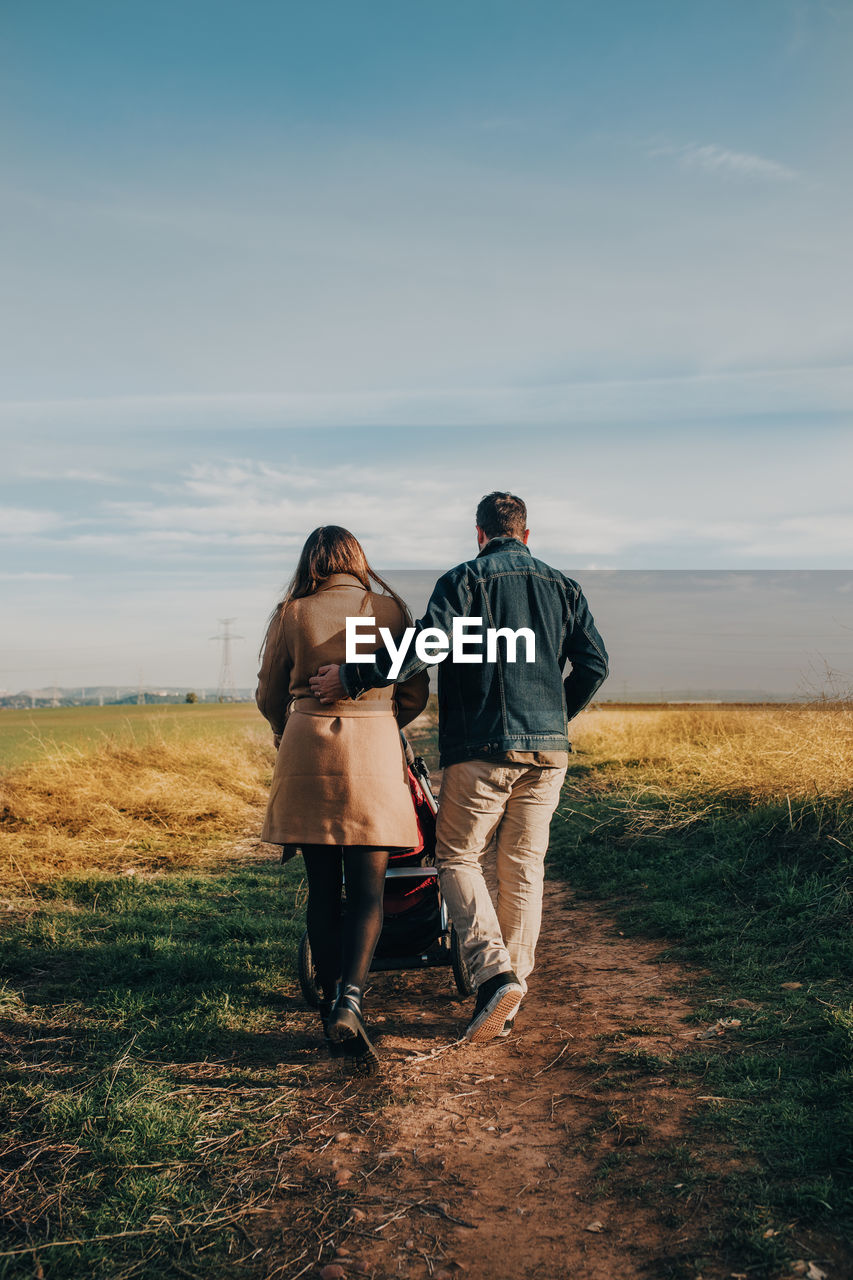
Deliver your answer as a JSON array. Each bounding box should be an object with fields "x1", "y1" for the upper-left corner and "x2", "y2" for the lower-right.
[{"x1": 401, "y1": 731, "x2": 439, "y2": 816}]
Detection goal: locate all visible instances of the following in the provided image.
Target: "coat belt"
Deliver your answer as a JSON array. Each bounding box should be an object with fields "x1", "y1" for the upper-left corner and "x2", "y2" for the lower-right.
[{"x1": 290, "y1": 696, "x2": 394, "y2": 718}]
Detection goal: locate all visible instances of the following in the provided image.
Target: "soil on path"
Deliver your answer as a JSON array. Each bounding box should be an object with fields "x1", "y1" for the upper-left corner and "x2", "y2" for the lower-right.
[{"x1": 260, "y1": 866, "x2": 744, "y2": 1280}]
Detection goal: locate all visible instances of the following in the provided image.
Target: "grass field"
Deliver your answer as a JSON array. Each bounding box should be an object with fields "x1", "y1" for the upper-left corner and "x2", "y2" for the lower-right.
[
  {"x1": 0, "y1": 707, "x2": 274, "y2": 889},
  {"x1": 552, "y1": 702, "x2": 853, "y2": 1275},
  {"x1": 0, "y1": 702, "x2": 850, "y2": 1277},
  {"x1": 0, "y1": 703, "x2": 264, "y2": 771}
]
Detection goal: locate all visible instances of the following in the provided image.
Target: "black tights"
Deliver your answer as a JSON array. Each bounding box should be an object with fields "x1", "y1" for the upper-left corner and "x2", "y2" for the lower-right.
[{"x1": 302, "y1": 846, "x2": 390, "y2": 1003}]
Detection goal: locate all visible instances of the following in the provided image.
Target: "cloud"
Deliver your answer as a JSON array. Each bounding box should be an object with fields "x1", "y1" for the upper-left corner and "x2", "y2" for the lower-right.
[
  {"x1": 7, "y1": 435, "x2": 853, "y2": 583},
  {"x1": 93, "y1": 461, "x2": 726, "y2": 567},
  {"x1": 650, "y1": 141, "x2": 799, "y2": 182},
  {"x1": 734, "y1": 514, "x2": 853, "y2": 559},
  {"x1": 37, "y1": 458, "x2": 849, "y2": 572},
  {"x1": 17, "y1": 467, "x2": 120, "y2": 484},
  {"x1": 93, "y1": 462, "x2": 472, "y2": 567},
  {"x1": 0, "y1": 571, "x2": 72, "y2": 581},
  {"x1": 0, "y1": 507, "x2": 65, "y2": 536},
  {"x1": 4, "y1": 451, "x2": 852, "y2": 691},
  {"x1": 3, "y1": 124, "x2": 843, "y2": 409},
  {"x1": 3, "y1": 360, "x2": 852, "y2": 433}
]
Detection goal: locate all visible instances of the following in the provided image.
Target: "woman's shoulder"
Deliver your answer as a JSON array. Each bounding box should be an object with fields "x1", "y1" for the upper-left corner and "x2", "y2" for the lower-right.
[
  {"x1": 369, "y1": 592, "x2": 408, "y2": 629},
  {"x1": 270, "y1": 597, "x2": 307, "y2": 643},
  {"x1": 278, "y1": 597, "x2": 308, "y2": 638}
]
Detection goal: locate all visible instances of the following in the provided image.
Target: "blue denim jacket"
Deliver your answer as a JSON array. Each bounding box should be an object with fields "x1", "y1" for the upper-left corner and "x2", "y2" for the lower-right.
[{"x1": 340, "y1": 537, "x2": 609, "y2": 768}]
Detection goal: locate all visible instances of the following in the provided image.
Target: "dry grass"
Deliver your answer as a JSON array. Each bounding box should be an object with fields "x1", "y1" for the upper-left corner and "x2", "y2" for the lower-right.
[
  {"x1": 0, "y1": 700, "x2": 850, "y2": 1277},
  {"x1": 2, "y1": 700, "x2": 849, "y2": 895},
  {"x1": 573, "y1": 702, "x2": 853, "y2": 803},
  {"x1": 0, "y1": 730, "x2": 273, "y2": 892}
]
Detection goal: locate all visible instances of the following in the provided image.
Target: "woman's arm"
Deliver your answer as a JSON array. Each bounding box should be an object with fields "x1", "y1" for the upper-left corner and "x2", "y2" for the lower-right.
[
  {"x1": 381, "y1": 599, "x2": 430, "y2": 727},
  {"x1": 393, "y1": 669, "x2": 430, "y2": 729},
  {"x1": 256, "y1": 610, "x2": 294, "y2": 739}
]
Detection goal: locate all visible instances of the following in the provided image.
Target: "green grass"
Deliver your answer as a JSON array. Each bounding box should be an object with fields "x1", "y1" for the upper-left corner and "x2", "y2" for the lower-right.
[
  {"x1": 3, "y1": 704, "x2": 849, "y2": 1275},
  {"x1": 548, "y1": 762, "x2": 853, "y2": 1274},
  {"x1": 0, "y1": 703, "x2": 264, "y2": 771},
  {"x1": 0, "y1": 857, "x2": 308, "y2": 1279},
  {"x1": 0, "y1": 709, "x2": 443, "y2": 1276}
]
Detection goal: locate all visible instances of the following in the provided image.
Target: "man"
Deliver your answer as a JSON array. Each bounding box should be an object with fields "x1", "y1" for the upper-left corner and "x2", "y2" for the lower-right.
[{"x1": 309, "y1": 492, "x2": 608, "y2": 1042}]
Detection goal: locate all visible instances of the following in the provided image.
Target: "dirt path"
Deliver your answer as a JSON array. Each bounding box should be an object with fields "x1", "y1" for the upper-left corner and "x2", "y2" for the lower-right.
[{"x1": 260, "y1": 861, "x2": 743, "y2": 1280}]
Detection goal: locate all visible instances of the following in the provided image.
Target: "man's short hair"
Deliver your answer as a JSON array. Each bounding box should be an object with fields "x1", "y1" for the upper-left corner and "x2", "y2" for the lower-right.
[{"x1": 476, "y1": 492, "x2": 527, "y2": 540}]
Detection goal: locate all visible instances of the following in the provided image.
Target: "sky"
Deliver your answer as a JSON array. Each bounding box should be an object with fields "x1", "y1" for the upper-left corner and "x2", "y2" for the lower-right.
[{"x1": 1, "y1": 1, "x2": 851, "y2": 695}]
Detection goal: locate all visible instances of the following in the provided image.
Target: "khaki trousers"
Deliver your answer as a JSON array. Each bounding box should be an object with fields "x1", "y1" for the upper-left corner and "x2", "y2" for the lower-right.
[{"x1": 435, "y1": 758, "x2": 567, "y2": 993}]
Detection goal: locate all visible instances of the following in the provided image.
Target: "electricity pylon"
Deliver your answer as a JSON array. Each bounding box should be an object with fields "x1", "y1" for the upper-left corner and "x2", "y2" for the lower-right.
[{"x1": 211, "y1": 619, "x2": 243, "y2": 701}]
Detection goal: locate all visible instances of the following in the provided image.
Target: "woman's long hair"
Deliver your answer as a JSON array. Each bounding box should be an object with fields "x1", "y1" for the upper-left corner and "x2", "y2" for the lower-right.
[{"x1": 268, "y1": 526, "x2": 411, "y2": 637}]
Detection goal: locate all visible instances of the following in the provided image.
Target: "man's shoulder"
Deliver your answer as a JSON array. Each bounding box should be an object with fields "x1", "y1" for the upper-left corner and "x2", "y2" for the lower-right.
[
  {"x1": 525, "y1": 553, "x2": 574, "y2": 587},
  {"x1": 550, "y1": 567, "x2": 581, "y2": 598},
  {"x1": 436, "y1": 550, "x2": 580, "y2": 597},
  {"x1": 434, "y1": 559, "x2": 477, "y2": 590},
  {"x1": 479, "y1": 547, "x2": 576, "y2": 593}
]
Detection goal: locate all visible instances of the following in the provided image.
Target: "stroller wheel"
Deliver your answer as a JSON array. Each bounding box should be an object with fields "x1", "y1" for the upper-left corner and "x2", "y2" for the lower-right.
[
  {"x1": 450, "y1": 923, "x2": 474, "y2": 998},
  {"x1": 297, "y1": 930, "x2": 322, "y2": 1009}
]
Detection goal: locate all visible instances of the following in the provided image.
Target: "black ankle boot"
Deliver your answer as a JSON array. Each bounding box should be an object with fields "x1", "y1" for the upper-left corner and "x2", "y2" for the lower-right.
[
  {"x1": 327, "y1": 984, "x2": 380, "y2": 1066},
  {"x1": 319, "y1": 988, "x2": 343, "y2": 1058}
]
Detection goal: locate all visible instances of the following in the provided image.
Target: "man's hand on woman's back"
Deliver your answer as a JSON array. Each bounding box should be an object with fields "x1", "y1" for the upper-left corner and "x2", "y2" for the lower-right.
[{"x1": 310, "y1": 664, "x2": 346, "y2": 703}]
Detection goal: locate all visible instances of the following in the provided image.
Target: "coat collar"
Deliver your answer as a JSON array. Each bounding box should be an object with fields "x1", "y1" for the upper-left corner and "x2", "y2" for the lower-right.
[
  {"x1": 476, "y1": 536, "x2": 531, "y2": 560},
  {"x1": 315, "y1": 573, "x2": 368, "y2": 592}
]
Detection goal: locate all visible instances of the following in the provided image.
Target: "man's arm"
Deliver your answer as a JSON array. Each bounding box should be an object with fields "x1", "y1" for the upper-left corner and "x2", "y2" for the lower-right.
[
  {"x1": 310, "y1": 570, "x2": 471, "y2": 703},
  {"x1": 562, "y1": 583, "x2": 609, "y2": 722}
]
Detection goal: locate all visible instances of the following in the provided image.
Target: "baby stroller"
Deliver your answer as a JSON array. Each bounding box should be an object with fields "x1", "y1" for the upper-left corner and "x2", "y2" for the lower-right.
[{"x1": 297, "y1": 735, "x2": 474, "y2": 1009}]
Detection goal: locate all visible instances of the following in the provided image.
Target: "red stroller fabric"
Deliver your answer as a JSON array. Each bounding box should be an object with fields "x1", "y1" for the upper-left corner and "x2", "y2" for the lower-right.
[{"x1": 382, "y1": 767, "x2": 438, "y2": 916}]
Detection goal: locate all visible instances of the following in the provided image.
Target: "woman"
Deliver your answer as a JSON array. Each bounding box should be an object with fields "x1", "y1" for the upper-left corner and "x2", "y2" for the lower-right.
[{"x1": 256, "y1": 527, "x2": 429, "y2": 1068}]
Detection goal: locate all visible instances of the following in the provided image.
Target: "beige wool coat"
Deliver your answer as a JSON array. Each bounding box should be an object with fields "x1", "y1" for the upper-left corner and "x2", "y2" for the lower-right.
[{"x1": 256, "y1": 574, "x2": 429, "y2": 848}]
